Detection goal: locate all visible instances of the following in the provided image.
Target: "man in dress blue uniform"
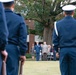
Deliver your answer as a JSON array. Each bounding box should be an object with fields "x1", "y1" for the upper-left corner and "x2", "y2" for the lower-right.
[
  {"x1": 52, "y1": 5, "x2": 76, "y2": 75},
  {"x1": 0, "y1": 1, "x2": 8, "y2": 75},
  {"x1": 34, "y1": 41, "x2": 42, "y2": 61},
  {"x1": 2, "y1": 0, "x2": 27, "y2": 75}
]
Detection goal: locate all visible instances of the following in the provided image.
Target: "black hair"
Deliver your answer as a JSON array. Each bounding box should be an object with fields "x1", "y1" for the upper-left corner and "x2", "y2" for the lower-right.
[
  {"x1": 3, "y1": 1, "x2": 14, "y2": 7},
  {"x1": 65, "y1": 11, "x2": 74, "y2": 15}
]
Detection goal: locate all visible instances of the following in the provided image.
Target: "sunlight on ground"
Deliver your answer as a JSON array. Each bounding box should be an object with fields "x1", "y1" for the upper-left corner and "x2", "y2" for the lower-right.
[{"x1": 23, "y1": 61, "x2": 60, "y2": 75}]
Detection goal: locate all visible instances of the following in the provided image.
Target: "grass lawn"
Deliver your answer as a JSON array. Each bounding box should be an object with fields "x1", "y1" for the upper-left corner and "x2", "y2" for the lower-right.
[{"x1": 23, "y1": 61, "x2": 61, "y2": 75}]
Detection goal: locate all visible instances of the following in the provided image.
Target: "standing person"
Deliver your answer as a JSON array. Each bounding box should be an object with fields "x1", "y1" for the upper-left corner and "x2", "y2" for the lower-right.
[
  {"x1": 50, "y1": 45, "x2": 56, "y2": 61},
  {"x1": 52, "y1": 5, "x2": 76, "y2": 75},
  {"x1": 30, "y1": 44, "x2": 35, "y2": 60},
  {"x1": 2, "y1": 0, "x2": 27, "y2": 75},
  {"x1": 47, "y1": 45, "x2": 51, "y2": 60},
  {"x1": 34, "y1": 41, "x2": 42, "y2": 61},
  {"x1": 0, "y1": 1, "x2": 8, "y2": 75},
  {"x1": 42, "y1": 42, "x2": 48, "y2": 61}
]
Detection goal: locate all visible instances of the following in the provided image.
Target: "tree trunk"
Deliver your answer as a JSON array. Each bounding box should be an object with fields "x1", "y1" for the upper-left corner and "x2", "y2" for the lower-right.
[{"x1": 43, "y1": 26, "x2": 53, "y2": 45}]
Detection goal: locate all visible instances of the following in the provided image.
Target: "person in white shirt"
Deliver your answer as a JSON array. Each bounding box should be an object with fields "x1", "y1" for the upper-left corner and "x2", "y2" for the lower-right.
[{"x1": 42, "y1": 42, "x2": 48, "y2": 61}]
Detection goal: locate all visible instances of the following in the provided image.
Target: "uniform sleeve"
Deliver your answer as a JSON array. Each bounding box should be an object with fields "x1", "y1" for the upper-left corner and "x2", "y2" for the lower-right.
[
  {"x1": 19, "y1": 16, "x2": 28, "y2": 56},
  {"x1": 52, "y1": 26, "x2": 59, "y2": 52},
  {"x1": 0, "y1": 2, "x2": 8, "y2": 51}
]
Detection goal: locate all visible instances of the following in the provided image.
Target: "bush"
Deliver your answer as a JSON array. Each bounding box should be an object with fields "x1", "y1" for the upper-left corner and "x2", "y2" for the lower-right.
[{"x1": 26, "y1": 53, "x2": 32, "y2": 58}]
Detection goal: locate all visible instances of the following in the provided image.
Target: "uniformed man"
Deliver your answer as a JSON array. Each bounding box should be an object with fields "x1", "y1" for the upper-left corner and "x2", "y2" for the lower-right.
[
  {"x1": 34, "y1": 41, "x2": 42, "y2": 61},
  {"x1": 2, "y1": 0, "x2": 28, "y2": 75},
  {"x1": 0, "y1": 1, "x2": 8, "y2": 75},
  {"x1": 52, "y1": 5, "x2": 76, "y2": 75}
]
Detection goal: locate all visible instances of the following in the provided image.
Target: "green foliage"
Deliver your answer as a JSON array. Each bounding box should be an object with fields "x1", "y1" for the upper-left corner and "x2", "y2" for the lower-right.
[
  {"x1": 28, "y1": 29, "x2": 36, "y2": 34},
  {"x1": 74, "y1": 10, "x2": 76, "y2": 18},
  {"x1": 15, "y1": 0, "x2": 71, "y2": 25},
  {"x1": 26, "y1": 53, "x2": 32, "y2": 58},
  {"x1": 35, "y1": 21, "x2": 44, "y2": 37},
  {"x1": 15, "y1": 0, "x2": 73, "y2": 40},
  {"x1": 28, "y1": 22, "x2": 43, "y2": 38}
]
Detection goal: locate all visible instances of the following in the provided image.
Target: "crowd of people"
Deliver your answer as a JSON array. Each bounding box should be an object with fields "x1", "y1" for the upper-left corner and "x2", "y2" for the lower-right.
[{"x1": 30, "y1": 41, "x2": 59, "y2": 61}]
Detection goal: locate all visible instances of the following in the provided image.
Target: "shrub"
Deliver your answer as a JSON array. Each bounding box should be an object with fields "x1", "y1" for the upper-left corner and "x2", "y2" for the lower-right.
[{"x1": 26, "y1": 53, "x2": 32, "y2": 58}]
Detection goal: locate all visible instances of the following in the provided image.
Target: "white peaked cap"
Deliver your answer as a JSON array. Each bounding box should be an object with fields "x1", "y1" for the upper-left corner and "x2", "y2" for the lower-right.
[
  {"x1": 0, "y1": 0, "x2": 14, "y2": 2},
  {"x1": 62, "y1": 5, "x2": 76, "y2": 11}
]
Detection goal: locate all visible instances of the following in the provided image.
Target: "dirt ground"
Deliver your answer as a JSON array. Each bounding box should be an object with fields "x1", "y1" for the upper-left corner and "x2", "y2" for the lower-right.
[{"x1": 22, "y1": 61, "x2": 60, "y2": 75}]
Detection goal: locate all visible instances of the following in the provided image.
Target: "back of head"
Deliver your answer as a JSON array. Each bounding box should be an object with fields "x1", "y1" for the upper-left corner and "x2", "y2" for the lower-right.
[
  {"x1": 62, "y1": 5, "x2": 76, "y2": 16},
  {"x1": 1, "y1": 0, "x2": 14, "y2": 8}
]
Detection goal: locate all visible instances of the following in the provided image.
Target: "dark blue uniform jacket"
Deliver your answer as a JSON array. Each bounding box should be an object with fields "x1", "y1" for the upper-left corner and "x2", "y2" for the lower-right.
[
  {"x1": 52, "y1": 16, "x2": 76, "y2": 52},
  {"x1": 34, "y1": 45, "x2": 42, "y2": 53},
  {"x1": 5, "y1": 9, "x2": 27, "y2": 55},
  {"x1": 0, "y1": 3, "x2": 8, "y2": 51}
]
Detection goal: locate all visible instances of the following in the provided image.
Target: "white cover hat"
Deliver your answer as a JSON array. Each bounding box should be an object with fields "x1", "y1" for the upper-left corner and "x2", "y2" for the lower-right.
[
  {"x1": 62, "y1": 5, "x2": 76, "y2": 11},
  {"x1": 0, "y1": 0, "x2": 14, "y2": 2}
]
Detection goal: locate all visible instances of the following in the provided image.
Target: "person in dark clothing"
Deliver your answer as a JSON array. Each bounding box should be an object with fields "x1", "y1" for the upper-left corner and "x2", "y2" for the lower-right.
[
  {"x1": 0, "y1": 1, "x2": 8, "y2": 75},
  {"x1": 34, "y1": 41, "x2": 42, "y2": 61},
  {"x1": 50, "y1": 45, "x2": 56, "y2": 61},
  {"x1": 52, "y1": 5, "x2": 76, "y2": 75},
  {"x1": 31, "y1": 44, "x2": 35, "y2": 60},
  {"x1": 2, "y1": 0, "x2": 27, "y2": 75}
]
